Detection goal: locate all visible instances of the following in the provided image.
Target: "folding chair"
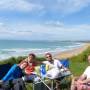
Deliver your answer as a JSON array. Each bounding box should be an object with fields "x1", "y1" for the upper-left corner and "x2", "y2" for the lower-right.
[
  {"x1": 55, "y1": 58, "x2": 72, "y2": 90},
  {"x1": 60, "y1": 58, "x2": 69, "y2": 68}
]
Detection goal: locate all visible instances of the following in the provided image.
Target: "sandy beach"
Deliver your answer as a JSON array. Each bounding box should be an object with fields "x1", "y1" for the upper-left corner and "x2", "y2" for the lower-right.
[{"x1": 54, "y1": 43, "x2": 90, "y2": 59}]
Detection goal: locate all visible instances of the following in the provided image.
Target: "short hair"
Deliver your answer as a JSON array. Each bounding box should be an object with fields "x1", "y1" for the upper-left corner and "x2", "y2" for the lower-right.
[
  {"x1": 45, "y1": 53, "x2": 52, "y2": 57},
  {"x1": 28, "y1": 53, "x2": 36, "y2": 59}
]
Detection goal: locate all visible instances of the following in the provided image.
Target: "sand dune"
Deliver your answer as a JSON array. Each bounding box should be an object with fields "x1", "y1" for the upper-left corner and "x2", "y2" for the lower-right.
[{"x1": 54, "y1": 43, "x2": 90, "y2": 59}]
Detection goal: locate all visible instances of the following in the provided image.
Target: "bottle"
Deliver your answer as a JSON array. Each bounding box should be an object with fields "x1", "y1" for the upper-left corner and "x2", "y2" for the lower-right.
[{"x1": 46, "y1": 64, "x2": 49, "y2": 71}]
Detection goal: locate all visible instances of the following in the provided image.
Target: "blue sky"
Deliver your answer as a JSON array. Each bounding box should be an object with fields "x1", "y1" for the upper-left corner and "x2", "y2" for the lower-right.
[{"x1": 0, "y1": 0, "x2": 90, "y2": 41}]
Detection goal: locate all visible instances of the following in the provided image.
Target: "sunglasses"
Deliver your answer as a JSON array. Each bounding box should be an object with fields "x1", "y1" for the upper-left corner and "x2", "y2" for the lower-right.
[{"x1": 46, "y1": 55, "x2": 52, "y2": 58}]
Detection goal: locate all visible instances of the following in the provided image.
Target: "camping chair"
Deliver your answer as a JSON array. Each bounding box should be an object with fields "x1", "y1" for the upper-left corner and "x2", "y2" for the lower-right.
[{"x1": 55, "y1": 58, "x2": 72, "y2": 90}]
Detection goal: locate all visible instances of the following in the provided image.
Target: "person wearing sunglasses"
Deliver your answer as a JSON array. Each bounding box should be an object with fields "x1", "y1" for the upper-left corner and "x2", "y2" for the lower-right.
[
  {"x1": 42, "y1": 53, "x2": 69, "y2": 90},
  {"x1": 43, "y1": 53, "x2": 68, "y2": 79}
]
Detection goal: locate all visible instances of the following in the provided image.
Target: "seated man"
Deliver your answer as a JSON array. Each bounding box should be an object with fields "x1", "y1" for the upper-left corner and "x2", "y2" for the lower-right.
[
  {"x1": 42, "y1": 53, "x2": 69, "y2": 79},
  {"x1": 41, "y1": 53, "x2": 71, "y2": 90},
  {"x1": 71, "y1": 55, "x2": 90, "y2": 90}
]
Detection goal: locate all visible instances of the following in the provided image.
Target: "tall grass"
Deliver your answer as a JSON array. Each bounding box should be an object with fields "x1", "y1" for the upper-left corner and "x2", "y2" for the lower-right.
[
  {"x1": 70, "y1": 46, "x2": 90, "y2": 76},
  {"x1": 0, "y1": 56, "x2": 45, "y2": 65}
]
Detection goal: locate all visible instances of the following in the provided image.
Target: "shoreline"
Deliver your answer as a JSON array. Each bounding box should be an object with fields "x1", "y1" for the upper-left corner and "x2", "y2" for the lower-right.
[
  {"x1": 0, "y1": 43, "x2": 90, "y2": 61},
  {"x1": 53, "y1": 43, "x2": 90, "y2": 59}
]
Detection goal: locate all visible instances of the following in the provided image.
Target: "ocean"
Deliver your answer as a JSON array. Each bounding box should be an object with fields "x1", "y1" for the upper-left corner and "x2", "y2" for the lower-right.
[{"x1": 0, "y1": 40, "x2": 84, "y2": 60}]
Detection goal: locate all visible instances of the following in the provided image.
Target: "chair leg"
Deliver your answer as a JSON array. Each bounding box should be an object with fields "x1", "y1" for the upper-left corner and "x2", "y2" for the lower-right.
[{"x1": 55, "y1": 80, "x2": 61, "y2": 90}]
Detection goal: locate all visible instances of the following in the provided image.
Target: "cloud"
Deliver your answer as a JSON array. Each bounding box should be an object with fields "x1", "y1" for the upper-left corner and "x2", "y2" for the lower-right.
[
  {"x1": 44, "y1": 21, "x2": 64, "y2": 27},
  {"x1": 0, "y1": 0, "x2": 43, "y2": 12},
  {"x1": 0, "y1": 21, "x2": 90, "y2": 40},
  {"x1": 54, "y1": 0, "x2": 90, "y2": 14},
  {"x1": 0, "y1": 0, "x2": 89, "y2": 14},
  {"x1": 0, "y1": 22, "x2": 32, "y2": 36},
  {"x1": 26, "y1": 0, "x2": 90, "y2": 14}
]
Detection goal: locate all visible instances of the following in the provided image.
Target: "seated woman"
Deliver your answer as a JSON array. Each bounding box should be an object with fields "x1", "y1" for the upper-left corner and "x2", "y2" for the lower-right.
[
  {"x1": 0, "y1": 53, "x2": 37, "y2": 83},
  {"x1": 71, "y1": 66, "x2": 90, "y2": 90},
  {"x1": 71, "y1": 55, "x2": 90, "y2": 90}
]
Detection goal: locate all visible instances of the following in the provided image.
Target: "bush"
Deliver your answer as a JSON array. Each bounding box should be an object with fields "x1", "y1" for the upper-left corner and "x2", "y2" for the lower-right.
[{"x1": 0, "y1": 56, "x2": 45, "y2": 65}]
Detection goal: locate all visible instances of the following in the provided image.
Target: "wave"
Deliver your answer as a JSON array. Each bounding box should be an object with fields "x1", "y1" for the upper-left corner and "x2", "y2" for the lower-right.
[{"x1": 0, "y1": 43, "x2": 84, "y2": 60}]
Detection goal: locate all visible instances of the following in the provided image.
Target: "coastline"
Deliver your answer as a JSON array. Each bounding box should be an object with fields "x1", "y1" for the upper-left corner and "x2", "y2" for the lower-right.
[
  {"x1": 53, "y1": 43, "x2": 90, "y2": 59},
  {"x1": 0, "y1": 42, "x2": 90, "y2": 61}
]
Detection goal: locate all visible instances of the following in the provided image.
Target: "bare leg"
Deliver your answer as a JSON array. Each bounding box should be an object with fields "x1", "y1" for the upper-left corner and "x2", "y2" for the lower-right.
[
  {"x1": 71, "y1": 78, "x2": 77, "y2": 90},
  {"x1": 56, "y1": 80, "x2": 60, "y2": 90}
]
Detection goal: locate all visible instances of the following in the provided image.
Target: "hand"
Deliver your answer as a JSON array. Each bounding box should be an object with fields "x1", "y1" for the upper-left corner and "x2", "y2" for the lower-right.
[
  {"x1": 64, "y1": 68, "x2": 69, "y2": 71},
  {"x1": 77, "y1": 80, "x2": 84, "y2": 85}
]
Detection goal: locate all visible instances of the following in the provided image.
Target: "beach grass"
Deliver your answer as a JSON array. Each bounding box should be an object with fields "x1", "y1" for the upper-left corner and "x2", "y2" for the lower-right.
[
  {"x1": 70, "y1": 61, "x2": 88, "y2": 76},
  {"x1": 0, "y1": 56, "x2": 45, "y2": 65},
  {"x1": 70, "y1": 46, "x2": 90, "y2": 76}
]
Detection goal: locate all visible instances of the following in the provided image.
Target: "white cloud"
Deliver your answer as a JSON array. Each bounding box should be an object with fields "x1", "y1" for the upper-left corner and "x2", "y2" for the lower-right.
[
  {"x1": 0, "y1": 0, "x2": 43, "y2": 12},
  {"x1": 0, "y1": 21, "x2": 90, "y2": 40},
  {"x1": 27, "y1": 0, "x2": 90, "y2": 14},
  {"x1": 54, "y1": 0, "x2": 90, "y2": 13},
  {"x1": 0, "y1": 0, "x2": 89, "y2": 14},
  {"x1": 44, "y1": 21, "x2": 64, "y2": 27}
]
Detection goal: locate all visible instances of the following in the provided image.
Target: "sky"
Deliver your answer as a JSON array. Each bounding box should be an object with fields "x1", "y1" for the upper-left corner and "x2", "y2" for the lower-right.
[{"x1": 0, "y1": 0, "x2": 90, "y2": 41}]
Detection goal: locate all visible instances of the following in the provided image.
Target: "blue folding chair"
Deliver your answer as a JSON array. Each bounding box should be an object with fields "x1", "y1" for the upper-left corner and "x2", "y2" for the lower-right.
[
  {"x1": 57, "y1": 58, "x2": 72, "y2": 90},
  {"x1": 60, "y1": 58, "x2": 69, "y2": 68}
]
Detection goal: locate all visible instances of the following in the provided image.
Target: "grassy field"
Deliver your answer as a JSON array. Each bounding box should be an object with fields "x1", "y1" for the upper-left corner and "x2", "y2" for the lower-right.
[{"x1": 0, "y1": 46, "x2": 90, "y2": 90}]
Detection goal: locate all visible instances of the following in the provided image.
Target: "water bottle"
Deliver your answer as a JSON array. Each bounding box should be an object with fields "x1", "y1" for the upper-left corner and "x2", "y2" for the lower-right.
[{"x1": 40, "y1": 64, "x2": 46, "y2": 79}]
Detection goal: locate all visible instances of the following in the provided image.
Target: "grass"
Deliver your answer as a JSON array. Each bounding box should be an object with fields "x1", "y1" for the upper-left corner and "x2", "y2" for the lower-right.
[
  {"x1": 69, "y1": 46, "x2": 90, "y2": 76},
  {"x1": 0, "y1": 56, "x2": 45, "y2": 65},
  {"x1": 70, "y1": 61, "x2": 88, "y2": 76}
]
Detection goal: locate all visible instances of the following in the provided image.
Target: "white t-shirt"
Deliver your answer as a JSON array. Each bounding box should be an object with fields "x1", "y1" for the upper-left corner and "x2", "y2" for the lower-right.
[
  {"x1": 43, "y1": 59, "x2": 62, "y2": 69},
  {"x1": 83, "y1": 66, "x2": 90, "y2": 79},
  {"x1": 43, "y1": 59, "x2": 70, "y2": 79}
]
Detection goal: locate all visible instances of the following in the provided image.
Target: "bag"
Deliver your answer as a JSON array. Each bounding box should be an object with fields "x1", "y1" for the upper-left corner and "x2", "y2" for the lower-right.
[
  {"x1": 12, "y1": 78, "x2": 26, "y2": 90},
  {"x1": 46, "y1": 68, "x2": 71, "y2": 79},
  {"x1": 59, "y1": 69, "x2": 71, "y2": 77},
  {"x1": 46, "y1": 68, "x2": 60, "y2": 79},
  {"x1": 0, "y1": 80, "x2": 13, "y2": 90},
  {"x1": 0, "y1": 78, "x2": 26, "y2": 90}
]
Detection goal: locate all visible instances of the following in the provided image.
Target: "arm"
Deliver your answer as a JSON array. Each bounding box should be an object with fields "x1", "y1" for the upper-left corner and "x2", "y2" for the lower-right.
[
  {"x1": 24, "y1": 66, "x2": 35, "y2": 75},
  {"x1": 43, "y1": 61, "x2": 54, "y2": 70},
  {"x1": 78, "y1": 74, "x2": 87, "y2": 81},
  {"x1": 77, "y1": 74, "x2": 90, "y2": 84},
  {"x1": 76, "y1": 74, "x2": 87, "y2": 84},
  {"x1": 57, "y1": 60, "x2": 68, "y2": 71},
  {"x1": 82, "y1": 78, "x2": 90, "y2": 84}
]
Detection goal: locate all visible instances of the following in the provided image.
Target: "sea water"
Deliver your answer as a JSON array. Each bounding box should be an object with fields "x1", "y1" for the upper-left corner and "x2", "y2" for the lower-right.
[{"x1": 0, "y1": 40, "x2": 84, "y2": 60}]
